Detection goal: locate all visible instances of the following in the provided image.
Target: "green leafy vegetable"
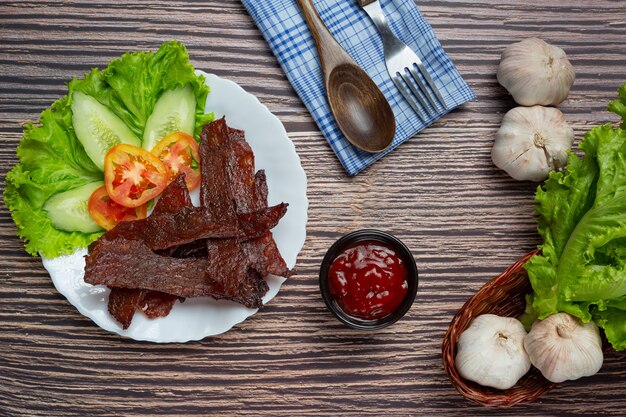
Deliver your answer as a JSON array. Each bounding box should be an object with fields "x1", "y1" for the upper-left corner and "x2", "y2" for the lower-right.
[
  {"x1": 4, "y1": 41, "x2": 213, "y2": 257},
  {"x1": 524, "y1": 84, "x2": 626, "y2": 350},
  {"x1": 608, "y1": 84, "x2": 626, "y2": 129},
  {"x1": 594, "y1": 307, "x2": 626, "y2": 351}
]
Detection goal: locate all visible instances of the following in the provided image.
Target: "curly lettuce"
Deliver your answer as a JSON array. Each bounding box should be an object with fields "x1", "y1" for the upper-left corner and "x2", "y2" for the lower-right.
[
  {"x1": 608, "y1": 84, "x2": 626, "y2": 129},
  {"x1": 525, "y1": 84, "x2": 626, "y2": 350},
  {"x1": 4, "y1": 41, "x2": 212, "y2": 258}
]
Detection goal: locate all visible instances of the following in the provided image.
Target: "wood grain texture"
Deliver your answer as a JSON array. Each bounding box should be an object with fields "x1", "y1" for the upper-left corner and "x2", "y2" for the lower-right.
[{"x1": 1, "y1": 0, "x2": 625, "y2": 415}]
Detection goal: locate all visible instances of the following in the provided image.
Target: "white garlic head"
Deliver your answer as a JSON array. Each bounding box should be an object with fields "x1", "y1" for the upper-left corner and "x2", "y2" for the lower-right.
[
  {"x1": 455, "y1": 314, "x2": 531, "y2": 390},
  {"x1": 497, "y1": 38, "x2": 575, "y2": 106},
  {"x1": 524, "y1": 313, "x2": 603, "y2": 383},
  {"x1": 492, "y1": 105, "x2": 574, "y2": 182}
]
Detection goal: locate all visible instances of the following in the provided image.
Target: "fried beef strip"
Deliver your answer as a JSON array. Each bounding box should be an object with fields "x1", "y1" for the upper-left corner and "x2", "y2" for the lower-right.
[
  {"x1": 227, "y1": 129, "x2": 272, "y2": 290},
  {"x1": 137, "y1": 176, "x2": 192, "y2": 318},
  {"x1": 200, "y1": 120, "x2": 269, "y2": 304},
  {"x1": 91, "y1": 202, "x2": 287, "y2": 252},
  {"x1": 152, "y1": 174, "x2": 195, "y2": 256},
  {"x1": 107, "y1": 176, "x2": 191, "y2": 328},
  {"x1": 169, "y1": 239, "x2": 208, "y2": 259},
  {"x1": 157, "y1": 175, "x2": 208, "y2": 258},
  {"x1": 107, "y1": 287, "x2": 145, "y2": 330},
  {"x1": 227, "y1": 130, "x2": 290, "y2": 278},
  {"x1": 139, "y1": 291, "x2": 178, "y2": 319},
  {"x1": 200, "y1": 119, "x2": 237, "y2": 219},
  {"x1": 228, "y1": 128, "x2": 256, "y2": 212},
  {"x1": 253, "y1": 170, "x2": 268, "y2": 207},
  {"x1": 243, "y1": 170, "x2": 291, "y2": 278},
  {"x1": 85, "y1": 238, "x2": 268, "y2": 307},
  {"x1": 156, "y1": 174, "x2": 193, "y2": 210}
]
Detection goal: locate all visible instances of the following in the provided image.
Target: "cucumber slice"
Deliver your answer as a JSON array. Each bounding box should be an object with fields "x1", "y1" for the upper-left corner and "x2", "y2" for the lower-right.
[
  {"x1": 142, "y1": 84, "x2": 196, "y2": 151},
  {"x1": 72, "y1": 91, "x2": 141, "y2": 170},
  {"x1": 43, "y1": 181, "x2": 104, "y2": 233}
]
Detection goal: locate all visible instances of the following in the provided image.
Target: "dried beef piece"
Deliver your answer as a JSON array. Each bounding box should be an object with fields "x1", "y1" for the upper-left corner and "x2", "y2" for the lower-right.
[
  {"x1": 154, "y1": 174, "x2": 192, "y2": 214},
  {"x1": 92, "y1": 203, "x2": 288, "y2": 252},
  {"x1": 139, "y1": 291, "x2": 178, "y2": 319},
  {"x1": 227, "y1": 132, "x2": 290, "y2": 279},
  {"x1": 153, "y1": 174, "x2": 196, "y2": 259},
  {"x1": 253, "y1": 170, "x2": 268, "y2": 207},
  {"x1": 242, "y1": 170, "x2": 291, "y2": 277},
  {"x1": 141, "y1": 175, "x2": 193, "y2": 314},
  {"x1": 205, "y1": 241, "x2": 246, "y2": 278},
  {"x1": 227, "y1": 139, "x2": 290, "y2": 279},
  {"x1": 87, "y1": 238, "x2": 210, "y2": 294},
  {"x1": 200, "y1": 118, "x2": 237, "y2": 220},
  {"x1": 244, "y1": 232, "x2": 291, "y2": 278},
  {"x1": 107, "y1": 287, "x2": 145, "y2": 330},
  {"x1": 228, "y1": 128, "x2": 256, "y2": 213},
  {"x1": 201, "y1": 119, "x2": 260, "y2": 302},
  {"x1": 85, "y1": 238, "x2": 266, "y2": 308},
  {"x1": 170, "y1": 239, "x2": 208, "y2": 259},
  {"x1": 228, "y1": 127, "x2": 245, "y2": 142},
  {"x1": 107, "y1": 175, "x2": 192, "y2": 328},
  {"x1": 241, "y1": 269, "x2": 269, "y2": 307}
]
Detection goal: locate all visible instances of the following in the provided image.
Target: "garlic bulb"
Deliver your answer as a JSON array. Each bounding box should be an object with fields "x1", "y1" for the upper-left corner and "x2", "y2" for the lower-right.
[
  {"x1": 497, "y1": 38, "x2": 575, "y2": 106},
  {"x1": 524, "y1": 313, "x2": 603, "y2": 383},
  {"x1": 492, "y1": 106, "x2": 574, "y2": 181},
  {"x1": 455, "y1": 314, "x2": 531, "y2": 390}
]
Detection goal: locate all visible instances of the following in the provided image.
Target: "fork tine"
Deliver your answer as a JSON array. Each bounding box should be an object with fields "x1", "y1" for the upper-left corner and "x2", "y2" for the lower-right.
[
  {"x1": 408, "y1": 66, "x2": 440, "y2": 113},
  {"x1": 392, "y1": 74, "x2": 425, "y2": 119},
  {"x1": 413, "y1": 62, "x2": 446, "y2": 109},
  {"x1": 399, "y1": 70, "x2": 434, "y2": 116}
]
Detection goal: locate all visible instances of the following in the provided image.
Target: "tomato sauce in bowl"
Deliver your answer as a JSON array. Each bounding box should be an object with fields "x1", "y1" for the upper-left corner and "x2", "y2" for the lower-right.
[
  {"x1": 328, "y1": 240, "x2": 408, "y2": 320},
  {"x1": 319, "y1": 230, "x2": 418, "y2": 329}
]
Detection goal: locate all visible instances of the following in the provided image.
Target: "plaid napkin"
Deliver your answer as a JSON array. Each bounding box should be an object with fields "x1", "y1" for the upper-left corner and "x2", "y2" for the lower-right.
[{"x1": 241, "y1": 0, "x2": 475, "y2": 175}]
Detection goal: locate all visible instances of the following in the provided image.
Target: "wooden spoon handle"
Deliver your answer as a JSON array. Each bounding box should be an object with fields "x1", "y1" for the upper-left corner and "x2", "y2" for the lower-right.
[
  {"x1": 294, "y1": 0, "x2": 352, "y2": 81},
  {"x1": 357, "y1": 0, "x2": 377, "y2": 6}
]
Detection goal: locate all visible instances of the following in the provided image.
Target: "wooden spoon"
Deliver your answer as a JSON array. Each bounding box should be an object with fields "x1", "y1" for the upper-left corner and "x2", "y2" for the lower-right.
[{"x1": 295, "y1": 0, "x2": 396, "y2": 153}]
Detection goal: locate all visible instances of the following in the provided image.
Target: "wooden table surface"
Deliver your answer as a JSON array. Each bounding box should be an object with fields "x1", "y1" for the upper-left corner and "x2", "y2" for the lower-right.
[{"x1": 1, "y1": 1, "x2": 625, "y2": 415}]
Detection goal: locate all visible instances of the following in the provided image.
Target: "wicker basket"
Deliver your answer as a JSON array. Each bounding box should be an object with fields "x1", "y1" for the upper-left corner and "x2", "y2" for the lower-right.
[{"x1": 442, "y1": 249, "x2": 558, "y2": 407}]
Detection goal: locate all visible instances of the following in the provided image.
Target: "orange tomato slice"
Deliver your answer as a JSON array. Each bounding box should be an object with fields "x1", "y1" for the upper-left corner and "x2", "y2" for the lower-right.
[
  {"x1": 104, "y1": 144, "x2": 168, "y2": 208},
  {"x1": 88, "y1": 186, "x2": 147, "y2": 230},
  {"x1": 151, "y1": 132, "x2": 201, "y2": 191}
]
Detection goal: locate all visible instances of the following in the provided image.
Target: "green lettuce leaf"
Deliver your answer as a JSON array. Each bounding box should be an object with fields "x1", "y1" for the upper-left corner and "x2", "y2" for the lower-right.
[
  {"x1": 557, "y1": 126, "x2": 626, "y2": 303},
  {"x1": 70, "y1": 41, "x2": 213, "y2": 139},
  {"x1": 525, "y1": 84, "x2": 626, "y2": 350},
  {"x1": 4, "y1": 41, "x2": 212, "y2": 257},
  {"x1": 608, "y1": 84, "x2": 626, "y2": 129},
  {"x1": 524, "y1": 149, "x2": 599, "y2": 320},
  {"x1": 594, "y1": 307, "x2": 626, "y2": 351}
]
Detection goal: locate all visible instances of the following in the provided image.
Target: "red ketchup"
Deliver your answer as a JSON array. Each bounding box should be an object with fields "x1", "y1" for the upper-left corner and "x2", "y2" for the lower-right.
[{"x1": 328, "y1": 240, "x2": 408, "y2": 320}]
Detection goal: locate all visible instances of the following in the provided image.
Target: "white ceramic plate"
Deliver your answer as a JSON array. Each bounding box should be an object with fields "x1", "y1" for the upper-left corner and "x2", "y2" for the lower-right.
[{"x1": 42, "y1": 71, "x2": 308, "y2": 343}]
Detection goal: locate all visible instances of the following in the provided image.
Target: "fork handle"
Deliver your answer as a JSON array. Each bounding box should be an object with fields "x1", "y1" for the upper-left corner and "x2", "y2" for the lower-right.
[{"x1": 360, "y1": 1, "x2": 400, "y2": 49}]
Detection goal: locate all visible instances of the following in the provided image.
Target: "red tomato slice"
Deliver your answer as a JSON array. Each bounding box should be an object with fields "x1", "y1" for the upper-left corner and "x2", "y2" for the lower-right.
[
  {"x1": 151, "y1": 132, "x2": 201, "y2": 191},
  {"x1": 88, "y1": 186, "x2": 147, "y2": 230},
  {"x1": 104, "y1": 144, "x2": 168, "y2": 208}
]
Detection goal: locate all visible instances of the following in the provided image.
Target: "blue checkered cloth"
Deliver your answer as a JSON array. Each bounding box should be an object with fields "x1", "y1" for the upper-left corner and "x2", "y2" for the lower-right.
[{"x1": 241, "y1": 0, "x2": 475, "y2": 175}]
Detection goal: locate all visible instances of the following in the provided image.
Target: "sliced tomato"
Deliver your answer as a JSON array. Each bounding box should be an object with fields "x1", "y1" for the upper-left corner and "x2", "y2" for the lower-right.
[
  {"x1": 104, "y1": 144, "x2": 168, "y2": 208},
  {"x1": 88, "y1": 186, "x2": 147, "y2": 230},
  {"x1": 151, "y1": 132, "x2": 201, "y2": 191}
]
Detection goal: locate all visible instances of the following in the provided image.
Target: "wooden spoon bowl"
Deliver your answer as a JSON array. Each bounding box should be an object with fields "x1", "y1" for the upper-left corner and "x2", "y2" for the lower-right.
[{"x1": 327, "y1": 63, "x2": 395, "y2": 152}]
